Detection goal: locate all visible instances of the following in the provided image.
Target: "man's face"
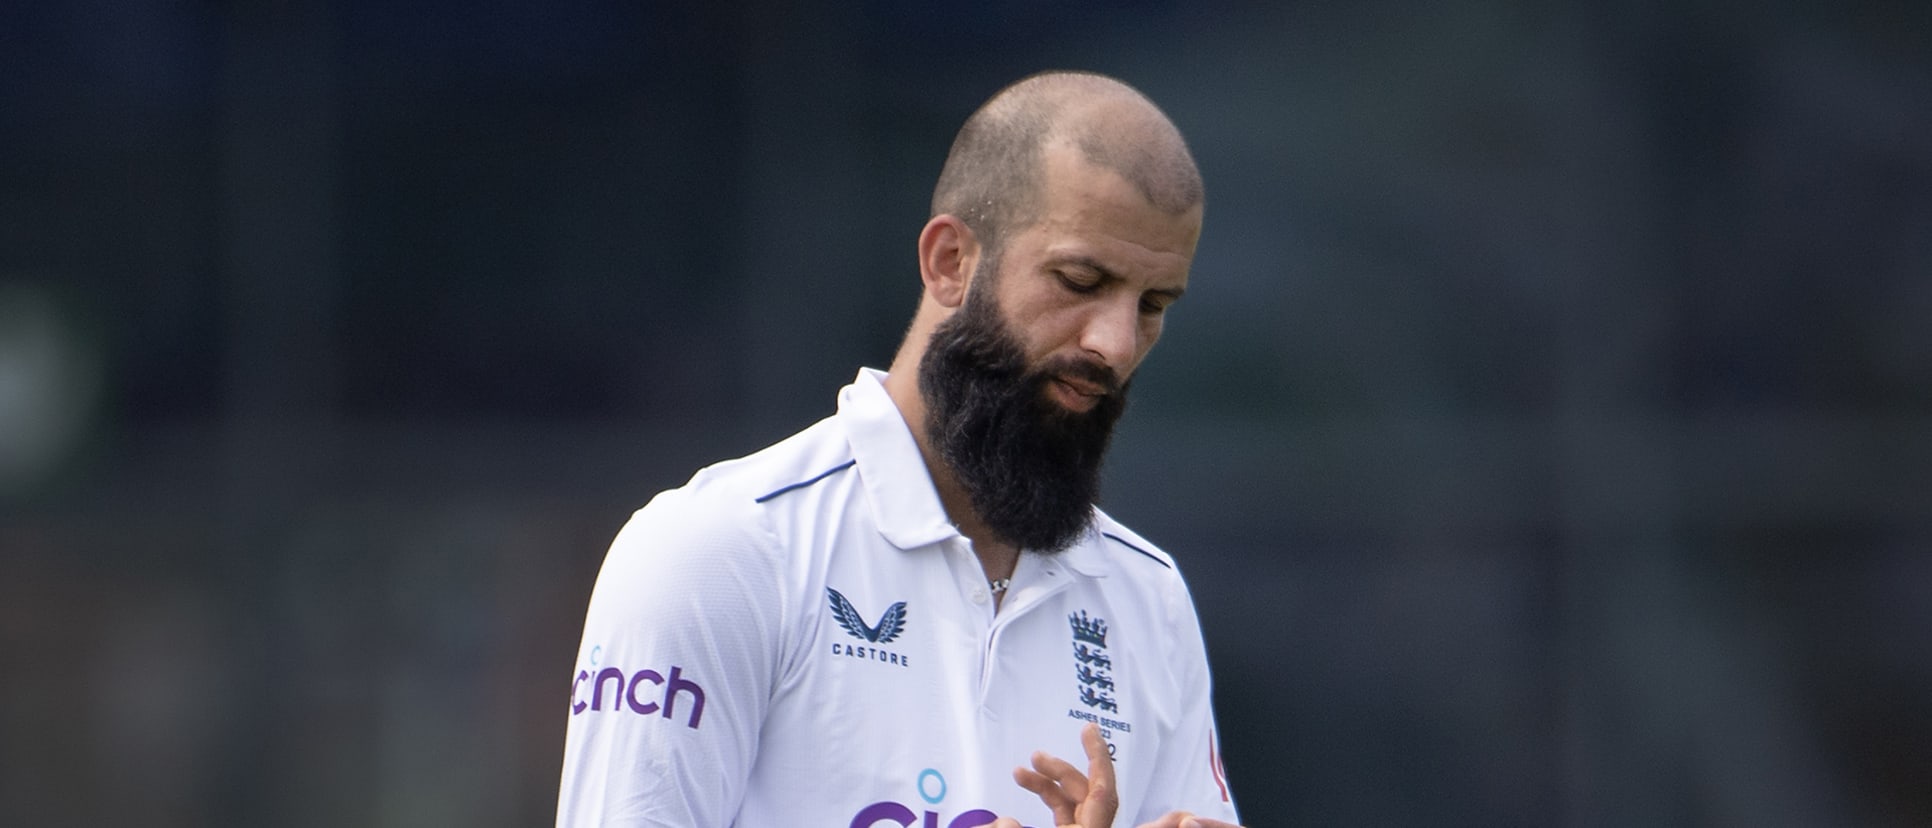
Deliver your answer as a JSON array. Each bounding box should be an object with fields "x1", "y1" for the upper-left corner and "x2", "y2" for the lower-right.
[
  {"x1": 984, "y1": 142, "x2": 1200, "y2": 407},
  {"x1": 919, "y1": 145, "x2": 1202, "y2": 552}
]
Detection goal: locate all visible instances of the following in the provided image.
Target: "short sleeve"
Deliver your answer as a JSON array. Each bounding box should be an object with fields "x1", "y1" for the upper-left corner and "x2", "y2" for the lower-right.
[
  {"x1": 1133, "y1": 569, "x2": 1240, "y2": 823},
  {"x1": 556, "y1": 487, "x2": 789, "y2": 828}
]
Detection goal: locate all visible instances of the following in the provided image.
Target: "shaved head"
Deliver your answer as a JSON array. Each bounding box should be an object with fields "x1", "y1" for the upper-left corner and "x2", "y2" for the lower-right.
[{"x1": 930, "y1": 71, "x2": 1204, "y2": 262}]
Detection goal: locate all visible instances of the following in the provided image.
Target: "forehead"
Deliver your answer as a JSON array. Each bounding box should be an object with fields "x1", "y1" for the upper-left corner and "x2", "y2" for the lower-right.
[{"x1": 1019, "y1": 143, "x2": 1202, "y2": 283}]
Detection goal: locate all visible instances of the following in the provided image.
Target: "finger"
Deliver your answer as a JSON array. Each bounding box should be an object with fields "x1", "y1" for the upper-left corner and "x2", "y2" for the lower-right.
[
  {"x1": 1078, "y1": 723, "x2": 1119, "y2": 828},
  {"x1": 1080, "y1": 722, "x2": 1117, "y2": 801},
  {"x1": 1030, "y1": 749, "x2": 1091, "y2": 806},
  {"x1": 1178, "y1": 820, "x2": 1244, "y2": 828},
  {"x1": 1135, "y1": 813, "x2": 1192, "y2": 828},
  {"x1": 1013, "y1": 765, "x2": 1079, "y2": 822},
  {"x1": 977, "y1": 819, "x2": 1023, "y2": 828}
]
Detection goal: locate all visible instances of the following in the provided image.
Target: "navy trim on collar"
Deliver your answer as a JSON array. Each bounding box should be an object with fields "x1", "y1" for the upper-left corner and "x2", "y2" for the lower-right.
[
  {"x1": 1101, "y1": 532, "x2": 1171, "y2": 569},
  {"x1": 755, "y1": 459, "x2": 858, "y2": 503}
]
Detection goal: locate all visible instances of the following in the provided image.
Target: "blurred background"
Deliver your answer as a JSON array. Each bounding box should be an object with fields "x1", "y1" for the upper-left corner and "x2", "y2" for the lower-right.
[{"x1": 3, "y1": 0, "x2": 1929, "y2": 825}]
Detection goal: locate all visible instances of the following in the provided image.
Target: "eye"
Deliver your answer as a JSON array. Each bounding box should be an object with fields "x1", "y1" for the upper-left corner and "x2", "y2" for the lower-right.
[
  {"x1": 1055, "y1": 270, "x2": 1101, "y2": 294},
  {"x1": 1140, "y1": 294, "x2": 1175, "y2": 315}
]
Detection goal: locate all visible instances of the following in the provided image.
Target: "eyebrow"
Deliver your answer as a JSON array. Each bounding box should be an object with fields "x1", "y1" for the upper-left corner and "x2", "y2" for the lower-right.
[{"x1": 1050, "y1": 254, "x2": 1188, "y2": 300}]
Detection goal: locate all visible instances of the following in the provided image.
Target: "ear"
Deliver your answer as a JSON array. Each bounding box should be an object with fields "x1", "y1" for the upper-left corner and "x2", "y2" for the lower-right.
[{"x1": 917, "y1": 214, "x2": 979, "y2": 309}]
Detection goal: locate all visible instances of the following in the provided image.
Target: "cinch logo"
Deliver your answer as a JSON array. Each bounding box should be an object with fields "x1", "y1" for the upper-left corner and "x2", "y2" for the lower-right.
[
  {"x1": 849, "y1": 769, "x2": 1037, "y2": 828},
  {"x1": 570, "y1": 662, "x2": 706, "y2": 729}
]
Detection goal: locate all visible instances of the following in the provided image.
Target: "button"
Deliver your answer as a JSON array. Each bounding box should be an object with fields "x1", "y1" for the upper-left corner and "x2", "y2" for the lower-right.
[{"x1": 970, "y1": 588, "x2": 987, "y2": 604}]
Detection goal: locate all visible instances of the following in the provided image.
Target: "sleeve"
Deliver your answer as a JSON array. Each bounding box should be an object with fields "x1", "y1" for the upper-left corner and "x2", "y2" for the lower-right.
[
  {"x1": 1133, "y1": 570, "x2": 1241, "y2": 824},
  {"x1": 556, "y1": 487, "x2": 790, "y2": 828}
]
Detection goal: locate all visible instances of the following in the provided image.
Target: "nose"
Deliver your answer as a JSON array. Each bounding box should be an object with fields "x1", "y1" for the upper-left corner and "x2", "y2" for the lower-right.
[{"x1": 1078, "y1": 296, "x2": 1145, "y2": 375}]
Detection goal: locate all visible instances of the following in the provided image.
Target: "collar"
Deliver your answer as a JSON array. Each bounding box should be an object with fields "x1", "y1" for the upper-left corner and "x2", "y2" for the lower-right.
[
  {"x1": 838, "y1": 368, "x2": 960, "y2": 550},
  {"x1": 1054, "y1": 524, "x2": 1112, "y2": 578},
  {"x1": 837, "y1": 368, "x2": 1112, "y2": 577}
]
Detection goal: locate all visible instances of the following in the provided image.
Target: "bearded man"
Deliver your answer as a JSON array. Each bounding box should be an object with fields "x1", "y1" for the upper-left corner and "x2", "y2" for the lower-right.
[{"x1": 558, "y1": 71, "x2": 1243, "y2": 828}]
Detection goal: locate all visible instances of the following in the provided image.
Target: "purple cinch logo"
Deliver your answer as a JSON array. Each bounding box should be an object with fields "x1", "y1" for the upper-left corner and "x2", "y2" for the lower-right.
[
  {"x1": 848, "y1": 768, "x2": 1036, "y2": 828},
  {"x1": 570, "y1": 663, "x2": 706, "y2": 729}
]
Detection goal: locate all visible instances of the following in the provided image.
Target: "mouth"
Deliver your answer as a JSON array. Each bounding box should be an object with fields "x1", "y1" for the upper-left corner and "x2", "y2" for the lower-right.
[{"x1": 1048, "y1": 376, "x2": 1106, "y2": 413}]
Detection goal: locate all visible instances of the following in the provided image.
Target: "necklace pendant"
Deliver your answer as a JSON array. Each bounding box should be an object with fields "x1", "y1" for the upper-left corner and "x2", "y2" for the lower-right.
[{"x1": 988, "y1": 578, "x2": 1012, "y2": 595}]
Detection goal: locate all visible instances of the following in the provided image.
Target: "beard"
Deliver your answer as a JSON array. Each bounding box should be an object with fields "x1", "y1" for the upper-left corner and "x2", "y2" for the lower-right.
[{"x1": 917, "y1": 277, "x2": 1130, "y2": 553}]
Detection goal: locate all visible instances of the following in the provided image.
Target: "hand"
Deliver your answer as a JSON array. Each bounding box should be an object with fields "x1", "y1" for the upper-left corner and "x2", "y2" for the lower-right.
[
  {"x1": 981, "y1": 723, "x2": 1248, "y2": 828},
  {"x1": 1132, "y1": 814, "x2": 1245, "y2": 828},
  {"x1": 985, "y1": 722, "x2": 1117, "y2": 828}
]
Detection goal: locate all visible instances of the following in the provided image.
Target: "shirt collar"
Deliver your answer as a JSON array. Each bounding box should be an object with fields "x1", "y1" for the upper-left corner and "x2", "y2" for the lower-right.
[
  {"x1": 1056, "y1": 531, "x2": 1112, "y2": 578},
  {"x1": 839, "y1": 368, "x2": 959, "y2": 550},
  {"x1": 837, "y1": 367, "x2": 1112, "y2": 577}
]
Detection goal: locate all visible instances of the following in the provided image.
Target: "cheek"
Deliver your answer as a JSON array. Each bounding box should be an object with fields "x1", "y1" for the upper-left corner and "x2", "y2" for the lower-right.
[
  {"x1": 1139, "y1": 315, "x2": 1165, "y2": 351},
  {"x1": 1114, "y1": 318, "x2": 1163, "y2": 378},
  {"x1": 1020, "y1": 302, "x2": 1091, "y2": 349}
]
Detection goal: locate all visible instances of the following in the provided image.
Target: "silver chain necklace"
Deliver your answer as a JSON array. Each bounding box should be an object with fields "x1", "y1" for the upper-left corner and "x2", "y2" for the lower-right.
[{"x1": 988, "y1": 578, "x2": 1012, "y2": 595}]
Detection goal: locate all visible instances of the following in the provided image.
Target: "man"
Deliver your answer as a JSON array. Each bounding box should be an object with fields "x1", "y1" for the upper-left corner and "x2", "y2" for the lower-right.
[{"x1": 557, "y1": 71, "x2": 1243, "y2": 828}]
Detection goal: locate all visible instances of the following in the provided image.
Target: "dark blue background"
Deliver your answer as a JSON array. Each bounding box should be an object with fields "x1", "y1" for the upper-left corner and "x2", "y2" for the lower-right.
[{"x1": 3, "y1": 1, "x2": 1929, "y2": 825}]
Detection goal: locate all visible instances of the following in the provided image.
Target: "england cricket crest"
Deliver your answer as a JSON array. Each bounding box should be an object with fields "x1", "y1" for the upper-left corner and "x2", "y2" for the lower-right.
[
  {"x1": 1068, "y1": 611, "x2": 1117, "y2": 712},
  {"x1": 1065, "y1": 609, "x2": 1134, "y2": 758}
]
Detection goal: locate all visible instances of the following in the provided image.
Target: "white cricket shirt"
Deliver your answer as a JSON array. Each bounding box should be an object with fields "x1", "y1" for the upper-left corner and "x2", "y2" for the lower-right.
[{"x1": 557, "y1": 369, "x2": 1238, "y2": 828}]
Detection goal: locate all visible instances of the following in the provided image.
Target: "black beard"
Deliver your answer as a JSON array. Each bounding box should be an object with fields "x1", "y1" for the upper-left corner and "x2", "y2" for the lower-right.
[{"x1": 918, "y1": 284, "x2": 1130, "y2": 552}]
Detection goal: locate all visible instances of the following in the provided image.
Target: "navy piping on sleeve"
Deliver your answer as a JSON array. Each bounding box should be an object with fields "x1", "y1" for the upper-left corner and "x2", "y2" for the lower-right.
[
  {"x1": 755, "y1": 459, "x2": 858, "y2": 503},
  {"x1": 1101, "y1": 532, "x2": 1171, "y2": 568}
]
